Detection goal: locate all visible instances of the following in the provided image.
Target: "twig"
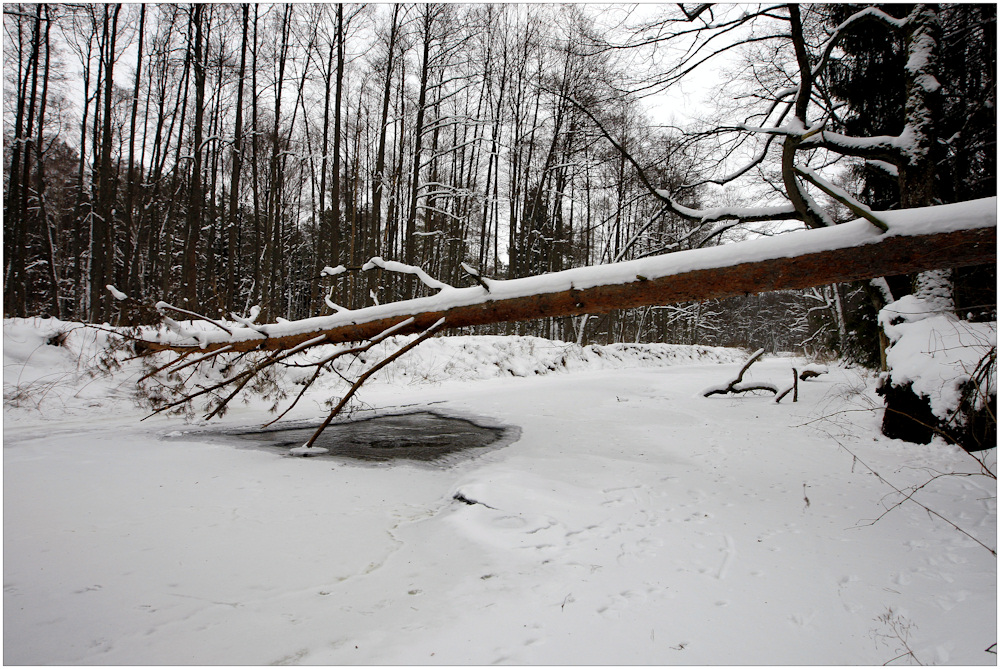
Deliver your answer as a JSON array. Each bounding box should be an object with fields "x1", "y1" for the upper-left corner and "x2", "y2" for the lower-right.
[
  {"x1": 834, "y1": 436, "x2": 996, "y2": 557},
  {"x1": 137, "y1": 346, "x2": 235, "y2": 383},
  {"x1": 261, "y1": 318, "x2": 417, "y2": 428},
  {"x1": 300, "y1": 318, "x2": 447, "y2": 450},
  {"x1": 141, "y1": 334, "x2": 329, "y2": 420},
  {"x1": 137, "y1": 350, "x2": 196, "y2": 383}
]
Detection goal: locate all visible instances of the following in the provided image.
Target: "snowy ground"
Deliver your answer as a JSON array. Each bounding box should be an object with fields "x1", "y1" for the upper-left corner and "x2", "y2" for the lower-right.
[{"x1": 4, "y1": 318, "x2": 996, "y2": 665}]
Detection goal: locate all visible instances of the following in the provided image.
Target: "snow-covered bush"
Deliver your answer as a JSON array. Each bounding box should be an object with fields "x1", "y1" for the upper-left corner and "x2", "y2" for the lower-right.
[{"x1": 877, "y1": 295, "x2": 997, "y2": 451}]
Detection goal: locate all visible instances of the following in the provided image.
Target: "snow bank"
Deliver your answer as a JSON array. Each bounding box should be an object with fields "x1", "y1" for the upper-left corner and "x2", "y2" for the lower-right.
[
  {"x1": 3, "y1": 318, "x2": 745, "y2": 416},
  {"x1": 323, "y1": 335, "x2": 746, "y2": 384},
  {"x1": 2, "y1": 318, "x2": 123, "y2": 413}
]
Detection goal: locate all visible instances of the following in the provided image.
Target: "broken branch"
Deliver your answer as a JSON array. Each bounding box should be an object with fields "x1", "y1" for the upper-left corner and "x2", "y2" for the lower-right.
[{"x1": 299, "y1": 318, "x2": 447, "y2": 450}]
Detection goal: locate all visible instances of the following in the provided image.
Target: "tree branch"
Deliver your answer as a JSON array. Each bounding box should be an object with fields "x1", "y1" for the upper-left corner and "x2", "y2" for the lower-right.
[{"x1": 298, "y1": 318, "x2": 447, "y2": 451}]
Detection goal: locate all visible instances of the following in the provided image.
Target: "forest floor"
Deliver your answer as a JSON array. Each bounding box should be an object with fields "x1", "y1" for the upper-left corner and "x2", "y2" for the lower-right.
[{"x1": 3, "y1": 318, "x2": 996, "y2": 665}]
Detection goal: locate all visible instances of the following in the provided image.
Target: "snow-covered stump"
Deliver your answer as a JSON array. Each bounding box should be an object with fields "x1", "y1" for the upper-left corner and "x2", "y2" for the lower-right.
[{"x1": 877, "y1": 296, "x2": 997, "y2": 451}]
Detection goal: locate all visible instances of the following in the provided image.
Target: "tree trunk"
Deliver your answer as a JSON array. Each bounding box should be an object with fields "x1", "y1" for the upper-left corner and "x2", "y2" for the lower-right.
[
  {"x1": 406, "y1": 7, "x2": 434, "y2": 271},
  {"x1": 90, "y1": 3, "x2": 121, "y2": 323},
  {"x1": 329, "y1": 4, "x2": 345, "y2": 303},
  {"x1": 35, "y1": 5, "x2": 61, "y2": 318},
  {"x1": 226, "y1": 4, "x2": 249, "y2": 313},
  {"x1": 315, "y1": 6, "x2": 335, "y2": 309},
  {"x1": 3, "y1": 10, "x2": 37, "y2": 316},
  {"x1": 183, "y1": 3, "x2": 206, "y2": 309},
  {"x1": 140, "y1": 206, "x2": 995, "y2": 352},
  {"x1": 122, "y1": 4, "x2": 145, "y2": 305},
  {"x1": 371, "y1": 4, "x2": 401, "y2": 261}
]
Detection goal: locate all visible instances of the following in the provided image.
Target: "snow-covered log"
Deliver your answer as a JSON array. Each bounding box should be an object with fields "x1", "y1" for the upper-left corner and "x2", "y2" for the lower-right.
[{"x1": 139, "y1": 198, "x2": 996, "y2": 354}]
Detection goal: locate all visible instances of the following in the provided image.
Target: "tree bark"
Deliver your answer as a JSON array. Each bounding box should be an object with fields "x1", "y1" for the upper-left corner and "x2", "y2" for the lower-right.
[
  {"x1": 183, "y1": 3, "x2": 206, "y2": 309},
  {"x1": 90, "y1": 3, "x2": 121, "y2": 323},
  {"x1": 225, "y1": 4, "x2": 249, "y2": 313}
]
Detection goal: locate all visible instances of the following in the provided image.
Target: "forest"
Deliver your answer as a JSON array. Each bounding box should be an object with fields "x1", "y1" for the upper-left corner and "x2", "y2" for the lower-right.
[
  {"x1": 3, "y1": 3, "x2": 996, "y2": 358},
  {"x1": 4, "y1": 6, "x2": 997, "y2": 663}
]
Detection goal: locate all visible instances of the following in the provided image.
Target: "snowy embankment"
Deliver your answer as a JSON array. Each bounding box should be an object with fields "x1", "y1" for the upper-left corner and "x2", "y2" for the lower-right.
[{"x1": 4, "y1": 318, "x2": 996, "y2": 665}]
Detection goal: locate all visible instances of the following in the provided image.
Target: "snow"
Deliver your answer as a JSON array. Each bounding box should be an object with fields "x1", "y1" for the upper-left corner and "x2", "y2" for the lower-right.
[
  {"x1": 800, "y1": 363, "x2": 830, "y2": 377},
  {"x1": 289, "y1": 445, "x2": 329, "y2": 456},
  {"x1": 106, "y1": 284, "x2": 128, "y2": 301},
  {"x1": 155, "y1": 197, "x2": 997, "y2": 350},
  {"x1": 4, "y1": 318, "x2": 996, "y2": 665},
  {"x1": 880, "y1": 296, "x2": 997, "y2": 420}
]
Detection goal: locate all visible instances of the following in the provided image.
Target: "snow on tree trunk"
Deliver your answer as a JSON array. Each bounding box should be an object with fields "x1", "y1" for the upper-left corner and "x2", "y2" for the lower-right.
[
  {"x1": 135, "y1": 199, "x2": 996, "y2": 355},
  {"x1": 873, "y1": 6, "x2": 988, "y2": 448},
  {"x1": 877, "y1": 295, "x2": 996, "y2": 451}
]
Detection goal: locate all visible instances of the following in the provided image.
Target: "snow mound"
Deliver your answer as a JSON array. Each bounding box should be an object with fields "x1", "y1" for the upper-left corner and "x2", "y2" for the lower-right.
[
  {"x1": 3, "y1": 318, "x2": 124, "y2": 413},
  {"x1": 879, "y1": 296, "x2": 996, "y2": 420}
]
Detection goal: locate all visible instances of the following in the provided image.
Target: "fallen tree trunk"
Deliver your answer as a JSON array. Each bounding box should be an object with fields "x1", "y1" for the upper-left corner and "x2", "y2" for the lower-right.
[{"x1": 139, "y1": 198, "x2": 996, "y2": 354}]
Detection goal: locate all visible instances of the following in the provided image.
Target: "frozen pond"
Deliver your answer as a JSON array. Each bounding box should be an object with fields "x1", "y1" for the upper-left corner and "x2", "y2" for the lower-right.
[{"x1": 174, "y1": 411, "x2": 520, "y2": 465}]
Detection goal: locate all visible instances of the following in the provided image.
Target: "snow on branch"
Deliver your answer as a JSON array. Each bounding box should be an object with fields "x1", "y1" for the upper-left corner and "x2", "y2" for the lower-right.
[
  {"x1": 361, "y1": 256, "x2": 453, "y2": 292},
  {"x1": 106, "y1": 284, "x2": 128, "y2": 301},
  {"x1": 865, "y1": 160, "x2": 899, "y2": 178},
  {"x1": 324, "y1": 293, "x2": 350, "y2": 314},
  {"x1": 155, "y1": 302, "x2": 233, "y2": 336},
  {"x1": 793, "y1": 166, "x2": 888, "y2": 232},
  {"x1": 230, "y1": 305, "x2": 268, "y2": 334},
  {"x1": 813, "y1": 7, "x2": 908, "y2": 78},
  {"x1": 799, "y1": 130, "x2": 907, "y2": 163},
  {"x1": 321, "y1": 265, "x2": 348, "y2": 277},
  {"x1": 461, "y1": 262, "x2": 492, "y2": 292},
  {"x1": 318, "y1": 257, "x2": 452, "y2": 293},
  {"x1": 655, "y1": 194, "x2": 802, "y2": 225}
]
